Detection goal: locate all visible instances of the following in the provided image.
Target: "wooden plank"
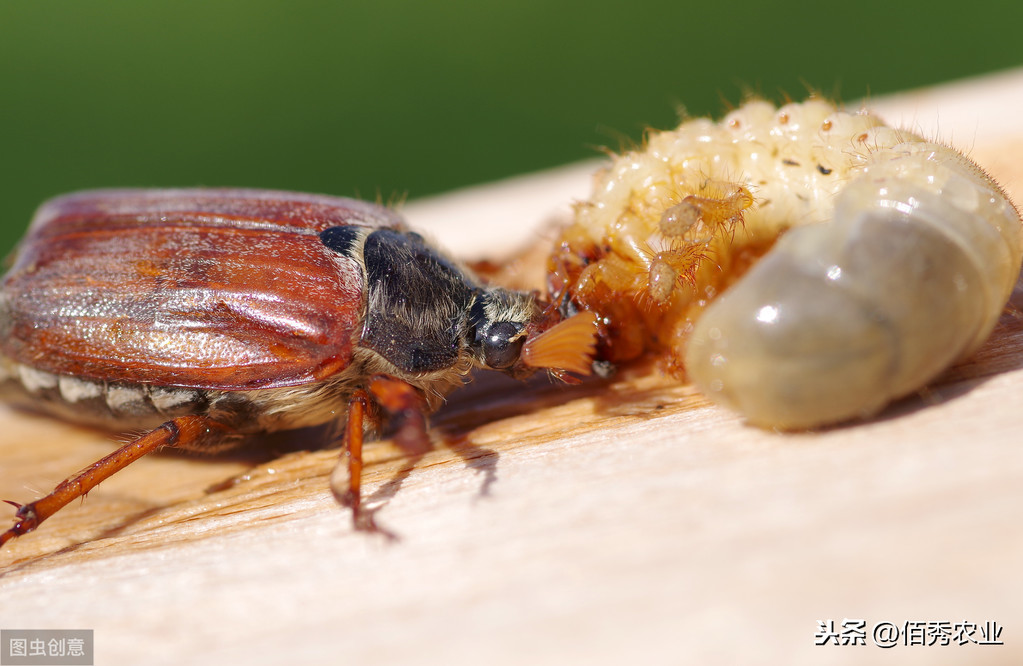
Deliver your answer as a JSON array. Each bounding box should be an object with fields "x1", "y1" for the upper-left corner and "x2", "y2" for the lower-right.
[{"x1": 2, "y1": 70, "x2": 1023, "y2": 665}]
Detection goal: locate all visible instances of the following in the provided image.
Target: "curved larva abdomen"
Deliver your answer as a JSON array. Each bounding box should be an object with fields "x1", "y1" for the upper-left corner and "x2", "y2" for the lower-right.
[{"x1": 685, "y1": 142, "x2": 1023, "y2": 428}]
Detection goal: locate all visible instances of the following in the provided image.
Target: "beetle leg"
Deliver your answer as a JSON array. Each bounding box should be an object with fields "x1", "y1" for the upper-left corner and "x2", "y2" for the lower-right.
[
  {"x1": 330, "y1": 377, "x2": 429, "y2": 535},
  {"x1": 367, "y1": 375, "x2": 431, "y2": 457},
  {"x1": 1, "y1": 414, "x2": 233, "y2": 547},
  {"x1": 330, "y1": 389, "x2": 371, "y2": 515}
]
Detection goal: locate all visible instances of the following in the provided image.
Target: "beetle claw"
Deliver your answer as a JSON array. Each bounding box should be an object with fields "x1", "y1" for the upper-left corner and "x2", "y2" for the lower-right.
[
  {"x1": 0, "y1": 504, "x2": 38, "y2": 548},
  {"x1": 352, "y1": 505, "x2": 399, "y2": 543}
]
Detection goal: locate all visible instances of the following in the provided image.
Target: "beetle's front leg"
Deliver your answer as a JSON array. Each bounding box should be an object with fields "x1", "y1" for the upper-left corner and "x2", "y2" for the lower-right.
[
  {"x1": 330, "y1": 389, "x2": 371, "y2": 517},
  {"x1": 367, "y1": 375, "x2": 431, "y2": 457},
  {"x1": 1, "y1": 414, "x2": 238, "y2": 547},
  {"x1": 330, "y1": 376, "x2": 429, "y2": 535}
]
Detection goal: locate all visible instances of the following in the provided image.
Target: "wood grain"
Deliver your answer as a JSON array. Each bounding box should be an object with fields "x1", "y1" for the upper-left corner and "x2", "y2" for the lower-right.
[{"x1": 3, "y1": 70, "x2": 1023, "y2": 666}]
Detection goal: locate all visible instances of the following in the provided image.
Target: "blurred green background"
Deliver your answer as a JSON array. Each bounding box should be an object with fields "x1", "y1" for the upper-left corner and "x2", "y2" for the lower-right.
[{"x1": 2, "y1": 1, "x2": 1021, "y2": 254}]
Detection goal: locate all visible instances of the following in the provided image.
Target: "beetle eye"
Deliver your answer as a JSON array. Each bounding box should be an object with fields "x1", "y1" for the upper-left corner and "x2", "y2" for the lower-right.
[{"x1": 481, "y1": 321, "x2": 524, "y2": 369}]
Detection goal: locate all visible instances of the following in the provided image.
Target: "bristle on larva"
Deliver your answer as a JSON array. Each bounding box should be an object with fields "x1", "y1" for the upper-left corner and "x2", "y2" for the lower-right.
[{"x1": 521, "y1": 311, "x2": 598, "y2": 375}]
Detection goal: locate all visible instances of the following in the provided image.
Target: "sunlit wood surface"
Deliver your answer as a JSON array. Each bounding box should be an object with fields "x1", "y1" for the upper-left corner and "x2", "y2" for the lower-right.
[{"x1": 3, "y1": 70, "x2": 1023, "y2": 666}]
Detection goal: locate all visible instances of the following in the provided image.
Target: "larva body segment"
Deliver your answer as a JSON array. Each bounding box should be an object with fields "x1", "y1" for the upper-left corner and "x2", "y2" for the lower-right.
[
  {"x1": 687, "y1": 142, "x2": 1023, "y2": 428},
  {"x1": 549, "y1": 98, "x2": 1023, "y2": 428}
]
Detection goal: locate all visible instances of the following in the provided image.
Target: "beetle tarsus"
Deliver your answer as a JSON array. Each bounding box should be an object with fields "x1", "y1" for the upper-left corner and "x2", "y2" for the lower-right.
[
  {"x1": 0, "y1": 527, "x2": 21, "y2": 548},
  {"x1": 328, "y1": 379, "x2": 431, "y2": 538},
  {"x1": 0, "y1": 415, "x2": 221, "y2": 548},
  {"x1": 353, "y1": 505, "x2": 398, "y2": 542},
  {"x1": 1, "y1": 504, "x2": 38, "y2": 547},
  {"x1": 329, "y1": 461, "x2": 397, "y2": 540}
]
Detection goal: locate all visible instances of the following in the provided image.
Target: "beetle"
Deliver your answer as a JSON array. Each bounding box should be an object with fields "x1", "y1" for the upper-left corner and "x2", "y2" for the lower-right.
[{"x1": 0, "y1": 188, "x2": 597, "y2": 546}]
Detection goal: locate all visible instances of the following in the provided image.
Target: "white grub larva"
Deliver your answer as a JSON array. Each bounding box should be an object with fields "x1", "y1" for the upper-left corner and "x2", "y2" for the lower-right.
[{"x1": 549, "y1": 98, "x2": 1023, "y2": 429}]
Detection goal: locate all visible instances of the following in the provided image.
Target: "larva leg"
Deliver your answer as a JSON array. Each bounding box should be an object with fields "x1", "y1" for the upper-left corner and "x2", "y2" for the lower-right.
[
  {"x1": 567, "y1": 182, "x2": 754, "y2": 337},
  {"x1": 573, "y1": 252, "x2": 646, "y2": 305},
  {"x1": 1, "y1": 414, "x2": 234, "y2": 547}
]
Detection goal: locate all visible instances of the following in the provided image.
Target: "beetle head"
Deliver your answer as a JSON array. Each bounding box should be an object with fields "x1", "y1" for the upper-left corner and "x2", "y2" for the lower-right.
[{"x1": 469, "y1": 288, "x2": 597, "y2": 380}]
